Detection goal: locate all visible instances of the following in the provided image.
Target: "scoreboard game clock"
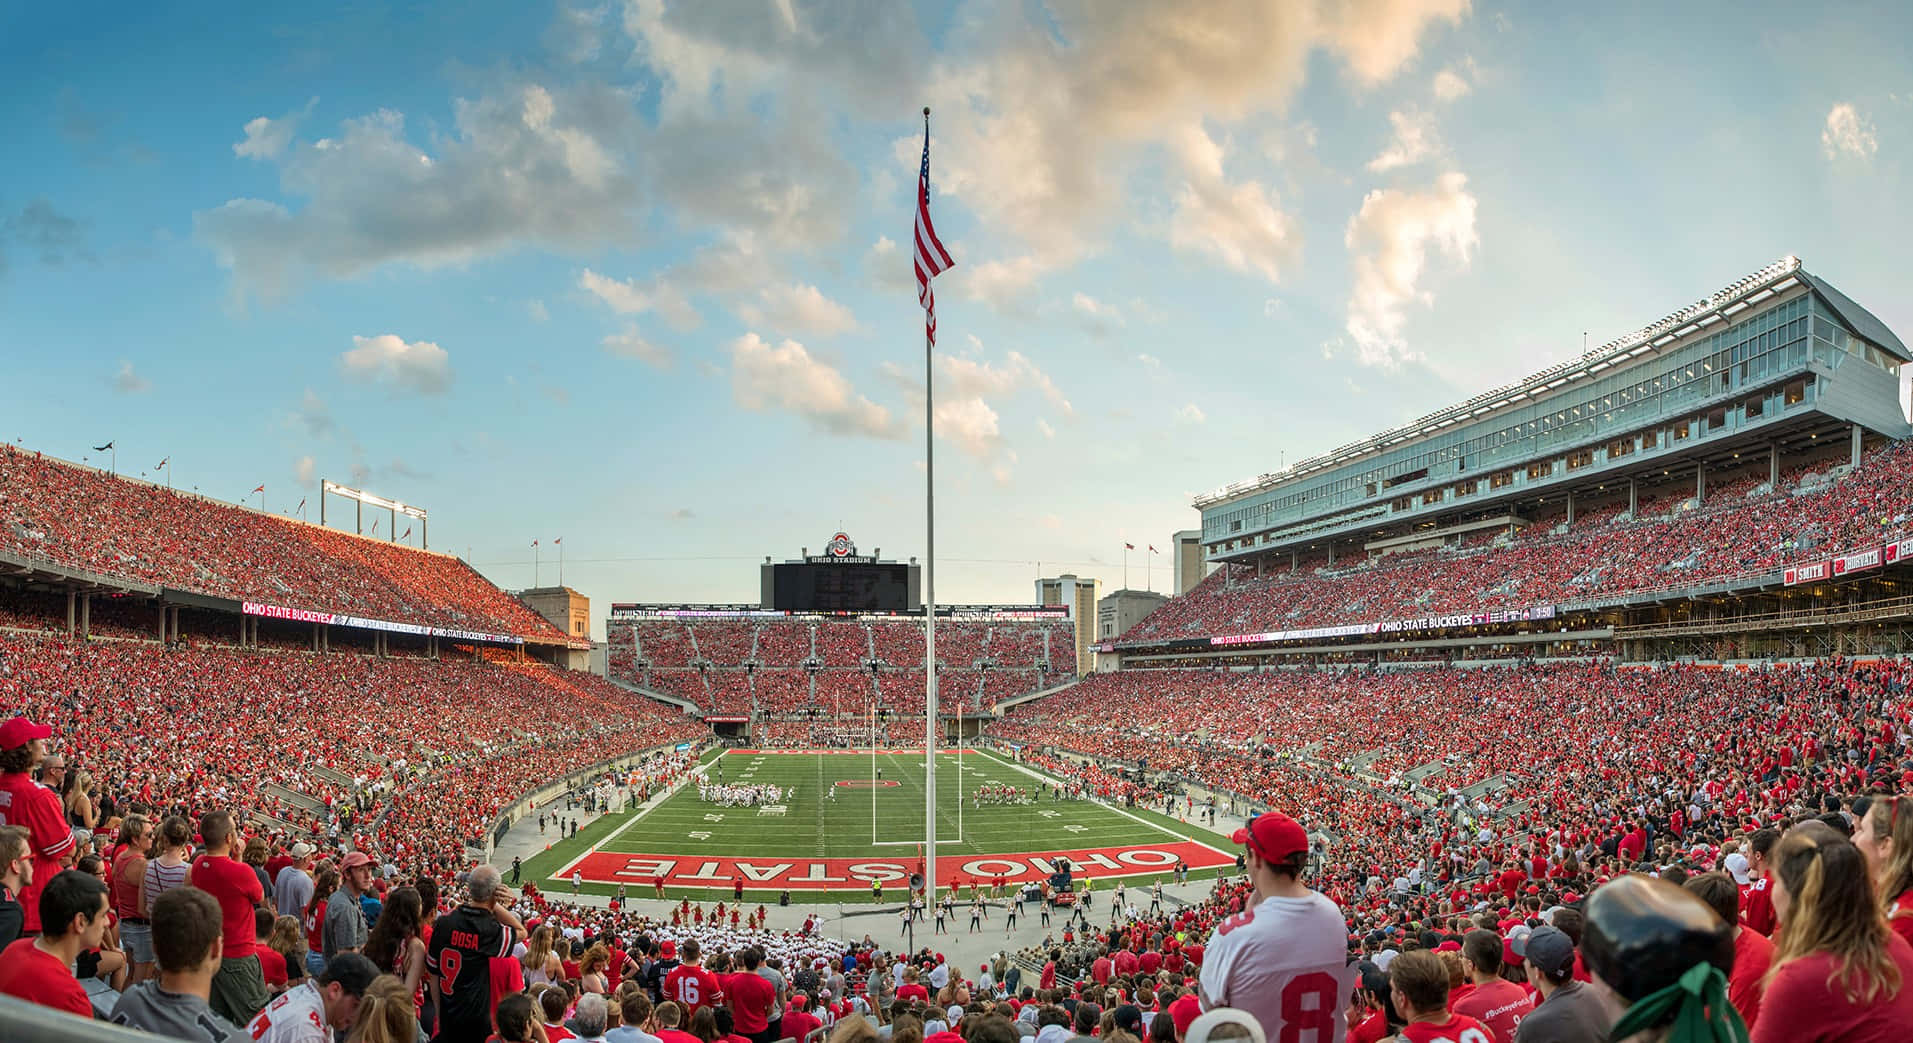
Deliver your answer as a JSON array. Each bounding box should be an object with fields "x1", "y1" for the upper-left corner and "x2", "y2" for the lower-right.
[{"x1": 762, "y1": 532, "x2": 922, "y2": 613}]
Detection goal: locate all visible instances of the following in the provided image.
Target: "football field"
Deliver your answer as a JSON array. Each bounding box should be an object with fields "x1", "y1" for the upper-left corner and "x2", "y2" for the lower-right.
[{"x1": 539, "y1": 747, "x2": 1238, "y2": 899}]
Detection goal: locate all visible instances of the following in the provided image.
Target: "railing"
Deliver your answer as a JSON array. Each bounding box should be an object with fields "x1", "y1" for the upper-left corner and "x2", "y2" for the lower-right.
[{"x1": 1614, "y1": 592, "x2": 1913, "y2": 639}]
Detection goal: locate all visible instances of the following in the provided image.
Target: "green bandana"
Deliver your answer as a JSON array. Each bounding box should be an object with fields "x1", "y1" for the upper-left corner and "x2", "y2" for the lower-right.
[{"x1": 1607, "y1": 962, "x2": 1749, "y2": 1043}]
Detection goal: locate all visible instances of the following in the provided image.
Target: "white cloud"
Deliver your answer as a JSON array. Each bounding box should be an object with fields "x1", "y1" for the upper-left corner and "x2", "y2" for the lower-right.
[
  {"x1": 197, "y1": 84, "x2": 645, "y2": 300},
  {"x1": 1323, "y1": 0, "x2": 1472, "y2": 85},
  {"x1": 527, "y1": 299, "x2": 549, "y2": 321},
  {"x1": 1177, "y1": 402, "x2": 1207, "y2": 424},
  {"x1": 1432, "y1": 62, "x2": 1472, "y2": 101},
  {"x1": 340, "y1": 334, "x2": 454, "y2": 393},
  {"x1": 111, "y1": 360, "x2": 149, "y2": 393},
  {"x1": 737, "y1": 283, "x2": 859, "y2": 336},
  {"x1": 1137, "y1": 353, "x2": 1162, "y2": 369},
  {"x1": 1822, "y1": 103, "x2": 1878, "y2": 160},
  {"x1": 603, "y1": 326, "x2": 671, "y2": 369},
  {"x1": 295, "y1": 455, "x2": 316, "y2": 484},
  {"x1": 1343, "y1": 171, "x2": 1479, "y2": 368},
  {"x1": 233, "y1": 99, "x2": 317, "y2": 160},
  {"x1": 864, "y1": 236, "x2": 914, "y2": 294},
  {"x1": 1367, "y1": 109, "x2": 1442, "y2": 171},
  {"x1": 1167, "y1": 124, "x2": 1301, "y2": 284},
  {"x1": 1072, "y1": 292, "x2": 1124, "y2": 336},
  {"x1": 956, "y1": 252, "x2": 1060, "y2": 310},
  {"x1": 579, "y1": 268, "x2": 700, "y2": 329},
  {"x1": 1037, "y1": 419, "x2": 1056, "y2": 440},
  {"x1": 729, "y1": 333, "x2": 902, "y2": 440}
]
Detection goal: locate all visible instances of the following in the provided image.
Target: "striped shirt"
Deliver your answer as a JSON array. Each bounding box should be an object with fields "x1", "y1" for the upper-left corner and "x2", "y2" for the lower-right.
[{"x1": 142, "y1": 857, "x2": 191, "y2": 914}]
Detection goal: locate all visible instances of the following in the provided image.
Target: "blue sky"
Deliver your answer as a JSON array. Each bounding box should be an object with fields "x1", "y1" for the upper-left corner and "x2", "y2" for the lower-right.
[{"x1": 4, "y1": 0, "x2": 1910, "y2": 634}]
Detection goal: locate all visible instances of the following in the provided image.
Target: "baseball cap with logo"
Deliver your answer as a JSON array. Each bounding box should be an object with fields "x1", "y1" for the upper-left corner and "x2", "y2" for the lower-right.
[
  {"x1": 1231, "y1": 812, "x2": 1308, "y2": 865},
  {"x1": 0, "y1": 717, "x2": 51, "y2": 749}
]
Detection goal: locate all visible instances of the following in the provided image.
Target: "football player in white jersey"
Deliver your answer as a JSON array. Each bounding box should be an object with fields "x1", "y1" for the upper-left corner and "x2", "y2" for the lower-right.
[{"x1": 1199, "y1": 812, "x2": 1356, "y2": 1043}]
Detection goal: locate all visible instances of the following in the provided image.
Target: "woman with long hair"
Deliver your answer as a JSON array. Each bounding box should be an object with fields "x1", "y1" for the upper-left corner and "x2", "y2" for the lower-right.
[
  {"x1": 363, "y1": 885, "x2": 427, "y2": 1007},
  {"x1": 688, "y1": 1005, "x2": 722, "y2": 1043},
  {"x1": 1855, "y1": 794, "x2": 1913, "y2": 947},
  {"x1": 267, "y1": 914, "x2": 309, "y2": 988},
  {"x1": 521, "y1": 924, "x2": 561, "y2": 987},
  {"x1": 63, "y1": 767, "x2": 97, "y2": 829},
  {"x1": 580, "y1": 943, "x2": 611, "y2": 995},
  {"x1": 351, "y1": 974, "x2": 419, "y2": 1043},
  {"x1": 1751, "y1": 824, "x2": 1913, "y2": 1041},
  {"x1": 303, "y1": 866, "x2": 339, "y2": 979}
]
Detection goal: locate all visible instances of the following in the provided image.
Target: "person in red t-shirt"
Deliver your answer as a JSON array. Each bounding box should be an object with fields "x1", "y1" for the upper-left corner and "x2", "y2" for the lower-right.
[
  {"x1": 779, "y1": 993, "x2": 820, "y2": 1043},
  {"x1": 728, "y1": 948, "x2": 777, "y2": 1043},
  {"x1": 0, "y1": 718, "x2": 77, "y2": 934},
  {"x1": 663, "y1": 939, "x2": 724, "y2": 1017},
  {"x1": 1388, "y1": 950, "x2": 1493, "y2": 1043},
  {"x1": 896, "y1": 964, "x2": 929, "y2": 1005},
  {"x1": 1450, "y1": 931, "x2": 1531, "y2": 1043},
  {"x1": 1749, "y1": 828, "x2": 1913, "y2": 1043},
  {"x1": 189, "y1": 810, "x2": 269, "y2": 1026},
  {"x1": 0, "y1": 868, "x2": 110, "y2": 1018},
  {"x1": 1682, "y1": 871, "x2": 1771, "y2": 1030},
  {"x1": 1739, "y1": 828, "x2": 1781, "y2": 936},
  {"x1": 1855, "y1": 796, "x2": 1913, "y2": 948}
]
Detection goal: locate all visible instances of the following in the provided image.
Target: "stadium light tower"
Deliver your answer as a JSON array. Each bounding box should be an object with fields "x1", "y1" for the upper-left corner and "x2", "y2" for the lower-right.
[{"x1": 319, "y1": 479, "x2": 429, "y2": 547}]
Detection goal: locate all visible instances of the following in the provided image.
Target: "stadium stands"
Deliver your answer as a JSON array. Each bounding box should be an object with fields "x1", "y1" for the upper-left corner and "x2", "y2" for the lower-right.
[
  {"x1": 606, "y1": 616, "x2": 1069, "y2": 717},
  {"x1": 0, "y1": 630, "x2": 704, "y2": 880},
  {"x1": 1124, "y1": 440, "x2": 1913, "y2": 644},
  {"x1": 0, "y1": 446, "x2": 568, "y2": 642}
]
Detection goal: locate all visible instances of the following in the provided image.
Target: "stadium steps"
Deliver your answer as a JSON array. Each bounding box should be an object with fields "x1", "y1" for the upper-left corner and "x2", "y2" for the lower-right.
[
  {"x1": 992, "y1": 676, "x2": 1082, "y2": 711},
  {"x1": 262, "y1": 782, "x2": 325, "y2": 814},
  {"x1": 601, "y1": 672, "x2": 705, "y2": 714}
]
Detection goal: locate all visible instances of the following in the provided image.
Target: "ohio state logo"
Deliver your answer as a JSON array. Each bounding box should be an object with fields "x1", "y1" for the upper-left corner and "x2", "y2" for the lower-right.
[{"x1": 827, "y1": 532, "x2": 856, "y2": 557}]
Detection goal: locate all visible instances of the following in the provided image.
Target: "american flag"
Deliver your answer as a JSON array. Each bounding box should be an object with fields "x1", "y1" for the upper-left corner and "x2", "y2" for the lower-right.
[{"x1": 914, "y1": 111, "x2": 955, "y2": 346}]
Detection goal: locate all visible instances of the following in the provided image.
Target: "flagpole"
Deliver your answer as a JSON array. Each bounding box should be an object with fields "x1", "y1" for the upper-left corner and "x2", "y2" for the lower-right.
[
  {"x1": 922, "y1": 105, "x2": 940, "y2": 909},
  {"x1": 1123, "y1": 545, "x2": 1129, "y2": 591}
]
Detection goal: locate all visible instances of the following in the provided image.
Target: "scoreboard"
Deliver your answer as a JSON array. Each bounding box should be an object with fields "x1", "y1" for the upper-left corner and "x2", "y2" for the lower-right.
[
  {"x1": 760, "y1": 531, "x2": 922, "y2": 613},
  {"x1": 768, "y1": 562, "x2": 915, "y2": 612}
]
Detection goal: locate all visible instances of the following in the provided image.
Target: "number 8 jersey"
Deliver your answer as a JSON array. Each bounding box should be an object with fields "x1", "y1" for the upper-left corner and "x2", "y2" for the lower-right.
[{"x1": 1197, "y1": 892, "x2": 1355, "y2": 1043}]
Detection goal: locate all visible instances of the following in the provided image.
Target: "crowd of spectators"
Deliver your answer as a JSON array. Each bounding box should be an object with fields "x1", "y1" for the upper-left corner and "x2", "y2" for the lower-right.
[
  {"x1": 1125, "y1": 440, "x2": 1913, "y2": 645},
  {"x1": 0, "y1": 446, "x2": 569, "y2": 643}
]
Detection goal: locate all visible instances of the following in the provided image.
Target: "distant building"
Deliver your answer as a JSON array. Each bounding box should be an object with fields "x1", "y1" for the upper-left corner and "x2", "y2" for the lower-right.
[
  {"x1": 1098, "y1": 589, "x2": 1168, "y2": 641},
  {"x1": 1172, "y1": 530, "x2": 1206, "y2": 595},
  {"x1": 1035, "y1": 574, "x2": 1100, "y2": 675},
  {"x1": 521, "y1": 586, "x2": 591, "y2": 669}
]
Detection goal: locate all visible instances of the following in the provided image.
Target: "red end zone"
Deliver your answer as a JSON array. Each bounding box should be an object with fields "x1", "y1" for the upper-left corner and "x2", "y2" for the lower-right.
[
  {"x1": 559, "y1": 840, "x2": 1234, "y2": 891},
  {"x1": 726, "y1": 748, "x2": 979, "y2": 756}
]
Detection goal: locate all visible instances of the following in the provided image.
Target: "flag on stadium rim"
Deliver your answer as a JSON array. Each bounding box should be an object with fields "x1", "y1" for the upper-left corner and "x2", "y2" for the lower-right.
[
  {"x1": 1149, "y1": 545, "x2": 1159, "y2": 553},
  {"x1": 93, "y1": 440, "x2": 114, "y2": 452},
  {"x1": 1124, "y1": 542, "x2": 1135, "y2": 550},
  {"x1": 251, "y1": 483, "x2": 265, "y2": 493},
  {"x1": 914, "y1": 108, "x2": 955, "y2": 347}
]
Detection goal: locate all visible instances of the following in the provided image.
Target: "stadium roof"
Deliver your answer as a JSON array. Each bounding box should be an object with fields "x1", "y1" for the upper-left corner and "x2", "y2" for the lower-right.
[{"x1": 1195, "y1": 256, "x2": 1906, "y2": 509}]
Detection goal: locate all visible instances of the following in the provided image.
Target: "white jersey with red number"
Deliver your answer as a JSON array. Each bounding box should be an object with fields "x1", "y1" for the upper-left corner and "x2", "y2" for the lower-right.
[
  {"x1": 1198, "y1": 891, "x2": 1354, "y2": 1043},
  {"x1": 1399, "y1": 1013, "x2": 1494, "y2": 1043},
  {"x1": 245, "y1": 980, "x2": 328, "y2": 1043}
]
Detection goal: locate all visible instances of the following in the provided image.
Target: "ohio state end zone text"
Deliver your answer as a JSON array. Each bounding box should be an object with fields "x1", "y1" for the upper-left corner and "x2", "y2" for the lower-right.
[{"x1": 558, "y1": 840, "x2": 1234, "y2": 891}]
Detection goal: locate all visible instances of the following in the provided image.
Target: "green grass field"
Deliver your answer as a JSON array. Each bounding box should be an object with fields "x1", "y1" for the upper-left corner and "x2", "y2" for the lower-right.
[{"x1": 519, "y1": 747, "x2": 1237, "y2": 902}]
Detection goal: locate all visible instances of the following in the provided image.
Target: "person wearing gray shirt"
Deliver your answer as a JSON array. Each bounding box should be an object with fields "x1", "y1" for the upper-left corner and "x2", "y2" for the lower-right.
[
  {"x1": 1514, "y1": 927, "x2": 1620, "y2": 1043},
  {"x1": 274, "y1": 843, "x2": 317, "y2": 919},
  {"x1": 757, "y1": 957, "x2": 788, "y2": 1034},
  {"x1": 111, "y1": 887, "x2": 248, "y2": 1042},
  {"x1": 323, "y1": 851, "x2": 373, "y2": 960}
]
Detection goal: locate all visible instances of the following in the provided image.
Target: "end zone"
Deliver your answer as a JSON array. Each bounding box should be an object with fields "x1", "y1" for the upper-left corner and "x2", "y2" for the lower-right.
[{"x1": 557, "y1": 840, "x2": 1234, "y2": 891}]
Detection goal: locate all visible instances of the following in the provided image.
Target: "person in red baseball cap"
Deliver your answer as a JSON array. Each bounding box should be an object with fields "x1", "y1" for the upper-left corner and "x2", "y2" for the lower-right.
[
  {"x1": 1199, "y1": 812, "x2": 1354, "y2": 1043},
  {"x1": 0, "y1": 717, "x2": 73, "y2": 934}
]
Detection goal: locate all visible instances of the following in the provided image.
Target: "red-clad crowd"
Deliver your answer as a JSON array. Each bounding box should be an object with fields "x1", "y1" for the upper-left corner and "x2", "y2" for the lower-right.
[
  {"x1": 0, "y1": 446, "x2": 569, "y2": 643},
  {"x1": 1126, "y1": 441, "x2": 1913, "y2": 645}
]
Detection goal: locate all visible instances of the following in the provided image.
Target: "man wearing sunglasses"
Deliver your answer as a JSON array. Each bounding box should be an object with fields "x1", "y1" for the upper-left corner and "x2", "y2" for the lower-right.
[{"x1": 1198, "y1": 812, "x2": 1355, "y2": 1043}]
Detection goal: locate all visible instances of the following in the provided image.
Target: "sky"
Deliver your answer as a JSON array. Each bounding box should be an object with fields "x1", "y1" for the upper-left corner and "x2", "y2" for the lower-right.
[{"x1": 4, "y1": 0, "x2": 1911, "y2": 638}]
